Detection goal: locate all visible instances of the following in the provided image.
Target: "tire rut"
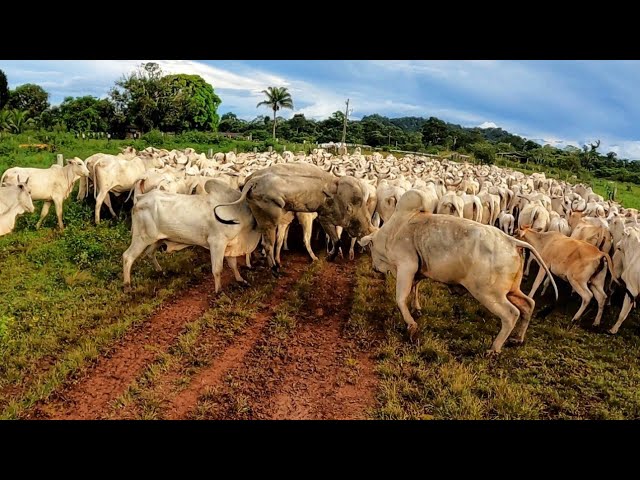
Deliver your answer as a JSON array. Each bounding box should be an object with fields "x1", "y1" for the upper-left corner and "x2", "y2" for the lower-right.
[
  {"x1": 25, "y1": 265, "x2": 239, "y2": 420},
  {"x1": 191, "y1": 257, "x2": 378, "y2": 420}
]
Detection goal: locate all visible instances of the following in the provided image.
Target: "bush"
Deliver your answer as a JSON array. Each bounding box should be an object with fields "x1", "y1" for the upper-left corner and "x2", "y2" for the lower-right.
[{"x1": 142, "y1": 129, "x2": 165, "y2": 146}]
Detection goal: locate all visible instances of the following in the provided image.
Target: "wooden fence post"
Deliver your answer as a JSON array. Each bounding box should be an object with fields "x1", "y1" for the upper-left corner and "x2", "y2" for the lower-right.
[{"x1": 56, "y1": 154, "x2": 64, "y2": 166}]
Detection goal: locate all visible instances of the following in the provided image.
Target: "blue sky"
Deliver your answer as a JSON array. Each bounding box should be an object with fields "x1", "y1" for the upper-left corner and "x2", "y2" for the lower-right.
[{"x1": 1, "y1": 60, "x2": 639, "y2": 159}]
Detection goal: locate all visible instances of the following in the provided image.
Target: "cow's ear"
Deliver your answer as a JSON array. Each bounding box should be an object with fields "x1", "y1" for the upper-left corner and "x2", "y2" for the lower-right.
[
  {"x1": 322, "y1": 181, "x2": 337, "y2": 197},
  {"x1": 358, "y1": 234, "x2": 374, "y2": 247},
  {"x1": 387, "y1": 196, "x2": 397, "y2": 208}
]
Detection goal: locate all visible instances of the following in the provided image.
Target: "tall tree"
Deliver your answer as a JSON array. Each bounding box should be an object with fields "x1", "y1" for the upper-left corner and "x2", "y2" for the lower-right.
[
  {"x1": 109, "y1": 62, "x2": 167, "y2": 132},
  {"x1": 59, "y1": 96, "x2": 114, "y2": 132},
  {"x1": 6, "y1": 84, "x2": 49, "y2": 119},
  {"x1": 256, "y1": 86, "x2": 294, "y2": 139},
  {"x1": 159, "y1": 74, "x2": 221, "y2": 132},
  {"x1": 0, "y1": 69, "x2": 8, "y2": 110}
]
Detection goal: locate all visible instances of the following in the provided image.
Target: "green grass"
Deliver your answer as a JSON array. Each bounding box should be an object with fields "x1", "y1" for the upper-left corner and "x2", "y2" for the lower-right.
[
  {"x1": 350, "y1": 257, "x2": 640, "y2": 420},
  {"x1": 0, "y1": 190, "x2": 214, "y2": 417}
]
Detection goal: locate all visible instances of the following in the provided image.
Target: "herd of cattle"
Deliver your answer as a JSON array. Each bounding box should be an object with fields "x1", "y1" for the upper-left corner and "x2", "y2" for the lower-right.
[{"x1": 0, "y1": 145, "x2": 639, "y2": 354}]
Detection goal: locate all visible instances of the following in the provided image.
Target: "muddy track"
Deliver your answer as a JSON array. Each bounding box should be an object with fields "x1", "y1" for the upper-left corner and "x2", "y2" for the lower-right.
[
  {"x1": 160, "y1": 253, "x2": 312, "y2": 420},
  {"x1": 189, "y1": 257, "x2": 378, "y2": 420},
  {"x1": 25, "y1": 264, "x2": 242, "y2": 420}
]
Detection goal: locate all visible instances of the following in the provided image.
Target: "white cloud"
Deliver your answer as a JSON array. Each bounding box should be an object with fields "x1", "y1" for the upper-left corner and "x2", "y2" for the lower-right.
[{"x1": 478, "y1": 121, "x2": 499, "y2": 129}]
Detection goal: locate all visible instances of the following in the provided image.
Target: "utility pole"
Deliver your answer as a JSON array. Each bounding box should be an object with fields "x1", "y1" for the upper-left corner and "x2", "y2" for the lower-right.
[{"x1": 341, "y1": 98, "x2": 350, "y2": 145}]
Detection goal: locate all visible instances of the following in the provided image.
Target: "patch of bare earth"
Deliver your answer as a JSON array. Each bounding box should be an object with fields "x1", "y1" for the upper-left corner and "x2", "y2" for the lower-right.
[
  {"x1": 191, "y1": 258, "x2": 378, "y2": 420},
  {"x1": 25, "y1": 264, "x2": 242, "y2": 420}
]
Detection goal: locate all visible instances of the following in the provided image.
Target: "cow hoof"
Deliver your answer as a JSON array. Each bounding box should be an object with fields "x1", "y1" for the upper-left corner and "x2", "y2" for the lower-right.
[
  {"x1": 607, "y1": 328, "x2": 618, "y2": 335},
  {"x1": 124, "y1": 284, "x2": 132, "y2": 294},
  {"x1": 411, "y1": 309, "x2": 423, "y2": 317},
  {"x1": 349, "y1": 252, "x2": 355, "y2": 261},
  {"x1": 327, "y1": 251, "x2": 339, "y2": 262},
  {"x1": 407, "y1": 324, "x2": 419, "y2": 342},
  {"x1": 271, "y1": 266, "x2": 281, "y2": 278},
  {"x1": 507, "y1": 337, "x2": 524, "y2": 346},
  {"x1": 239, "y1": 280, "x2": 251, "y2": 289}
]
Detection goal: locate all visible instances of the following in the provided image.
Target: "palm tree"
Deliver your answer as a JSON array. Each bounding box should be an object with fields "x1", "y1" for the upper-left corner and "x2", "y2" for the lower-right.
[
  {"x1": 256, "y1": 87, "x2": 294, "y2": 139},
  {"x1": 7, "y1": 110, "x2": 35, "y2": 134},
  {"x1": 0, "y1": 109, "x2": 10, "y2": 132}
]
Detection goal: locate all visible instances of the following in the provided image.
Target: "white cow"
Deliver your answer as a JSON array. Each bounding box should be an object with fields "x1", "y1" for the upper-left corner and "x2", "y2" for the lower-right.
[
  {"x1": 122, "y1": 180, "x2": 261, "y2": 293},
  {"x1": 1, "y1": 158, "x2": 89, "y2": 230},
  {"x1": 0, "y1": 182, "x2": 35, "y2": 236}
]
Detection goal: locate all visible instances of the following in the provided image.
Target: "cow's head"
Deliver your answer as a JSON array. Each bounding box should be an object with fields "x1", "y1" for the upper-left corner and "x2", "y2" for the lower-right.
[
  {"x1": 358, "y1": 229, "x2": 390, "y2": 275},
  {"x1": 324, "y1": 176, "x2": 376, "y2": 238},
  {"x1": 68, "y1": 157, "x2": 90, "y2": 177},
  {"x1": 16, "y1": 177, "x2": 35, "y2": 214}
]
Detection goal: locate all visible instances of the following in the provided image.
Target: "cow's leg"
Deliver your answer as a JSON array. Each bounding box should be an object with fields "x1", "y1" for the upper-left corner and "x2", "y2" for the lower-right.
[
  {"x1": 53, "y1": 196, "x2": 65, "y2": 230},
  {"x1": 123, "y1": 239, "x2": 150, "y2": 291},
  {"x1": 410, "y1": 280, "x2": 422, "y2": 316},
  {"x1": 208, "y1": 239, "x2": 227, "y2": 293},
  {"x1": 226, "y1": 256, "x2": 249, "y2": 286},
  {"x1": 349, "y1": 236, "x2": 357, "y2": 261},
  {"x1": 262, "y1": 226, "x2": 279, "y2": 273},
  {"x1": 94, "y1": 189, "x2": 110, "y2": 224},
  {"x1": 275, "y1": 224, "x2": 287, "y2": 265},
  {"x1": 507, "y1": 290, "x2": 535, "y2": 344},
  {"x1": 396, "y1": 263, "x2": 420, "y2": 340},
  {"x1": 524, "y1": 253, "x2": 535, "y2": 276},
  {"x1": 301, "y1": 216, "x2": 318, "y2": 262},
  {"x1": 568, "y1": 277, "x2": 593, "y2": 322},
  {"x1": 321, "y1": 219, "x2": 342, "y2": 261},
  {"x1": 245, "y1": 252, "x2": 252, "y2": 269},
  {"x1": 283, "y1": 223, "x2": 291, "y2": 251},
  {"x1": 609, "y1": 291, "x2": 636, "y2": 334},
  {"x1": 103, "y1": 192, "x2": 117, "y2": 218},
  {"x1": 528, "y1": 266, "x2": 547, "y2": 298},
  {"x1": 144, "y1": 243, "x2": 163, "y2": 272},
  {"x1": 35, "y1": 201, "x2": 52, "y2": 229},
  {"x1": 482, "y1": 294, "x2": 520, "y2": 354},
  {"x1": 590, "y1": 268, "x2": 608, "y2": 326}
]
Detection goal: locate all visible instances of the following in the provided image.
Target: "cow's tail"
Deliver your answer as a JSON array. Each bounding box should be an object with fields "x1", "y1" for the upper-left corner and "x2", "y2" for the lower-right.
[
  {"x1": 126, "y1": 178, "x2": 144, "y2": 205},
  {"x1": 509, "y1": 237, "x2": 559, "y2": 301},
  {"x1": 599, "y1": 253, "x2": 620, "y2": 289},
  {"x1": 213, "y1": 176, "x2": 257, "y2": 225}
]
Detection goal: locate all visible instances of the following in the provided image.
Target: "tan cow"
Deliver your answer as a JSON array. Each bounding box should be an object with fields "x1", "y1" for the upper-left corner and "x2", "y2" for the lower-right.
[
  {"x1": 359, "y1": 190, "x2": 557, "y2": 354},
  {"x1": 516, "y1": 226, "x2": 616, "y2": 327}
]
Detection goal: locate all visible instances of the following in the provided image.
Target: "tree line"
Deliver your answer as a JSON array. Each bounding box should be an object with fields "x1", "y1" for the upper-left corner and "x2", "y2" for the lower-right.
[{"x1": 1, "y1": 62, "x2": 640, "y2": 185}]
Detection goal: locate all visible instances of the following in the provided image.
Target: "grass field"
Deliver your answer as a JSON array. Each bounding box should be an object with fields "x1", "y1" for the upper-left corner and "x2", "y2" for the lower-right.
[{"x1": 0, "y1": 139, "x2": 638, "y2": 419}]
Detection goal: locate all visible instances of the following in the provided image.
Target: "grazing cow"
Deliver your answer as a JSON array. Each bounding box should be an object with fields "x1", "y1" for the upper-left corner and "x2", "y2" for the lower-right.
[
  {"x1": 359, "y1": 190, "x2": 557, "y2": 353},
  {"x1": 516, "y1": 226, "x2": 616, "y2": 327},
  {"x1": 0, "y1": 182, "x2": 35, "y2": 236},
  {"x1": 122, "y1": 180, "x2": 261, "y2": 293},
  {"x1": 1, "y1": 158, "x2": 89, "y2": 230},
  {"x1": 213, "y1": 162, "x2": 376, "y2": 273}
]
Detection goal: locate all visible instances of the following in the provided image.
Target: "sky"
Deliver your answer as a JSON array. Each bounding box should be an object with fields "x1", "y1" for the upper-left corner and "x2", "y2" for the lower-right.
[{"x1": 1, "y1": 59, "x2": 639, "y2": 159}]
